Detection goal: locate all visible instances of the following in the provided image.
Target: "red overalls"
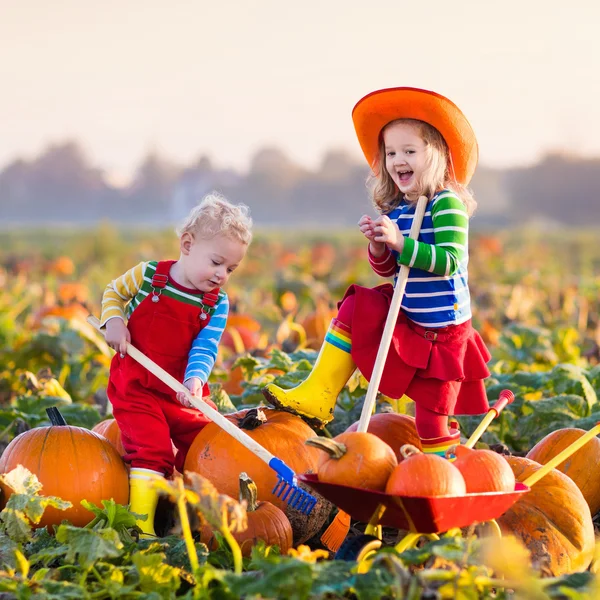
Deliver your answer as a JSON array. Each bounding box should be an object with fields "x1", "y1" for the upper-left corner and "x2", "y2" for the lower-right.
[{"x1": 107, "y1": 260, "x2": 219, "y2": 476}]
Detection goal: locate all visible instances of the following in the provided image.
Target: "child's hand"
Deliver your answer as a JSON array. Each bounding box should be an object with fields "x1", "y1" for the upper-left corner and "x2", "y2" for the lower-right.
[
  {"x1": 372, "y1": 215, "x2": 404, "y2": 252},
  {"x1": 104, "y1": 318, "x2": 131, "y2": 355},
  {"x1": 177, "y1": 377, "x2": 204, "y2": 408},
  {"x1": 358, "y1": 214, "x2": 377, "y2": 241},
  {"x1": 359, "y1": 215, "x2": 386, "y2": 256}
]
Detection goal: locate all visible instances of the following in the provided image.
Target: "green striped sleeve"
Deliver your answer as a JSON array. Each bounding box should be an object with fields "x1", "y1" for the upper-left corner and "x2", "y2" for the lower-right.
[{"x1": 398, "y1": 194, "x2": 469, "y2": 276}]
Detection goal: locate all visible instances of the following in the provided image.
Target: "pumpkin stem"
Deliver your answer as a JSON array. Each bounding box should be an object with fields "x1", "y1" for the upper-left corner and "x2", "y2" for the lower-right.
[
  {"x1": 46, "y1": 406, "x2": 67, "y2": 426},
  {"x1": 238, "y1": 408, "x2": 267, "y2": 430},
  {"x1": 239, "y1": 472, "x2": 258, "y2": 512},
  {"x1": 399, "y1": 444, "x2": 421, "y2": 460},
  {"x1": 305, "y1": 437, "x2": 347, "y2": 459}
]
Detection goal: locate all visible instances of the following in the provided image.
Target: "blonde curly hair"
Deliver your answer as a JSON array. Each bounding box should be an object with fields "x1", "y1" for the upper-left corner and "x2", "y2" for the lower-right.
[
  {"x1": 369, "y1": 119, "x2": 477, "y2": 216},
  {"x1": 176, "y1": 192, "x2": 253, "y2": 245}
]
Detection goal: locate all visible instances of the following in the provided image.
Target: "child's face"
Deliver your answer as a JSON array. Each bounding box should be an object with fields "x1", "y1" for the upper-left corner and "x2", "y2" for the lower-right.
[
  {"x1": 180, "y1": 232, "x2": 247, "y2": 292},
  {"x1": 383, "y1": 122, "x2": 428, "y2": 198}
]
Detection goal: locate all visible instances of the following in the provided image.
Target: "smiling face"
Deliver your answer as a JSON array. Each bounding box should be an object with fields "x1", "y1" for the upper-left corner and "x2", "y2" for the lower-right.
[
  {"x1": 383, "y1": 121, "x2": 429, "y2": 200},
  {"x1": 177, "y1": 232, "x2": 248, "y2": 292}
]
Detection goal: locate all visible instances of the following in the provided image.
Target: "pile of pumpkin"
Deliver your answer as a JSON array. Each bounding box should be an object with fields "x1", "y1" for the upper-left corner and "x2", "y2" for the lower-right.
[
  {"x1": 314, "y1": 413, "x2": 598, "y2": 577},
  {"x1": 0, "y1": 407, "x2": 598, "y2": 576}
]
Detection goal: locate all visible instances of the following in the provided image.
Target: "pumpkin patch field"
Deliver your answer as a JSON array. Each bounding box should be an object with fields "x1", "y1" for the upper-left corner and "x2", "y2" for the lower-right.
[{"x1": 2, "y1": 226, "x2": 600, "y2": 597}]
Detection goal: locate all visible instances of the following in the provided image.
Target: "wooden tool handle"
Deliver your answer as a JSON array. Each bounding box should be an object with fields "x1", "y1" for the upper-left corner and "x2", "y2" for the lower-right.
[
  {"x1": 87, "y1": 315, "x2": 275, "y2": 465},
  {"x1": 357, "y1": 196, "x2": 428, "y2": 432}
]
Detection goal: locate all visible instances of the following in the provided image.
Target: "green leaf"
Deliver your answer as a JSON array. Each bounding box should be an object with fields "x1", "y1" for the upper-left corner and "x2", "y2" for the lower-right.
[
  {"x1": 131, "y1": 551, "x2": 182, "y2": 596},
  {"x1": 55, "y1": 524, "x2": 123, "y2": 568}
]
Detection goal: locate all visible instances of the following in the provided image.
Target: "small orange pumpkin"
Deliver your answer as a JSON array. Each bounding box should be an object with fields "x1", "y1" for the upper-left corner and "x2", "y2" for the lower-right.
[
  {"x1": 451, "y1": 446, "x2": 515, "y2": 493},
  {"x1": 306, "y1": 431, "x2": 397, "y2": 491},
  {"x1": 385, "y1": 445, "x2": 466, "y2": 497},
  {"x1": 526, "y1": 428, "x2": 600, "y2": 516},
  {"x1": 345, "y1": 413, "x2": 421, "y2": 461},
  {"x1": 200, "y1": 473, "x2": 293, "y2": 556},
  {"x1": 0, "y1": 407, "x2": 128, "y2": 528},
  {"x1": 92, "y1": 418, "x2": 126, "y2": 457}
]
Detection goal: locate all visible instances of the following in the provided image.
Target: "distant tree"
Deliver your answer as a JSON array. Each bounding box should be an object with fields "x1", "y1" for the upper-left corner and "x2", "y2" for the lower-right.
[
  {"x1": 504, "y1": 153, "x2": 600, "y2": 226},
  {"x1": 0, "y1": 141, "x2": 109, "y2": 222},
  {"x1": 126, "y1": 152, "x2": 182, "y2": 222}
]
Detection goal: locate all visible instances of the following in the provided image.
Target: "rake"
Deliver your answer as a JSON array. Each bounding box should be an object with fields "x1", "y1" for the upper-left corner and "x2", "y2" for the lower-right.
[{"x1": 88, "y1": 315, "x2": 317, "y2": 515}]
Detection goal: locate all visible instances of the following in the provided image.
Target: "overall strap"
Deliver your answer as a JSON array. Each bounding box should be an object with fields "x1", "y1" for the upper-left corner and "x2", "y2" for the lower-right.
[
  {"x1": 150, "y1": 260, "x2": 174, "y2": 303},
  {"x1": 199, "y1": 288, "x2": 221, "y2": 323},
  {"x1": 151, "y1": 260, "x2": 173, "y2": 289}
]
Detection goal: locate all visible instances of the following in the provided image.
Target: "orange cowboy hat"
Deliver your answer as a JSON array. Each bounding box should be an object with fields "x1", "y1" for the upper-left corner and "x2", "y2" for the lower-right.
[{"x1": 352, "y1": 87, "x2": 478, "y2": 185}]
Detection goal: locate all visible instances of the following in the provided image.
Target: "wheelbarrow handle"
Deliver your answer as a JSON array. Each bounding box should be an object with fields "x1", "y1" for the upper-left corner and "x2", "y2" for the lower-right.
[
  {"x1": 465, "y1": 389, "x2": 514, "y2": 449},
  {"x1": 523, "y1": 422, "x2": 600, "y2": 488}
]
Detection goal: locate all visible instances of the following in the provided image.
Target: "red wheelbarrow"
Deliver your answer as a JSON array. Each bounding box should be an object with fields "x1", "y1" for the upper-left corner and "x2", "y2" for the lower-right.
[{"x1": 299, "y1": 394, "x2": 600, "y2": 563}]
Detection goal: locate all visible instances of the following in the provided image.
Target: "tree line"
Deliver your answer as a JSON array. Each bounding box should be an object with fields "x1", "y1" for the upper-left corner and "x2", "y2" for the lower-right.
[{"x1": 0, "y1": 141, "x2": 597, "y2": 228}]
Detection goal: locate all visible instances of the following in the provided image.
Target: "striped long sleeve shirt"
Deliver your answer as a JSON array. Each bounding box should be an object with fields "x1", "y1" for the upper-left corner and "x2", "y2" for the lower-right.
[
  {"x1": 368, "y1": 190, "x2": 471, "y2": 327},
  {"x1": 100, "y1": 261, "x2": 228, "y2": 384}
]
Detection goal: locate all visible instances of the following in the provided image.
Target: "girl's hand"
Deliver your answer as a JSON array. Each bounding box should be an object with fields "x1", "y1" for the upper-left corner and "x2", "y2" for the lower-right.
[
  {"x1": 359, "y1": 215, "x2": 386, "y2": 256},
  {"x1": 105, "y1": 318, "x2": 131, "y2": 355},
  {"x1": 372, "y1": 215, "x2": 404, "y2": 253},
  {"x1": 177, "y1": 377, "x2": 203, "y2": 408}
]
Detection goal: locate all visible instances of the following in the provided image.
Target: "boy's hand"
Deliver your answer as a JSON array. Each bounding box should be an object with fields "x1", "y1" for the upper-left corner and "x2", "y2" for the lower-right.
[
  {"x1": 104, "y1": 318, "x2": 131, "y2": 355},
  {"x1": 177, "y1": 377, "x2": 204, "y2": 408}
]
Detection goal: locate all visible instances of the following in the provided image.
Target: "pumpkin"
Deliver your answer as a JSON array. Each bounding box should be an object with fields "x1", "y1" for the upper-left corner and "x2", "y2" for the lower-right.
[
  {"x1": 221, "y1": 314, "x2": 262, "y2": 353},
  {"x1": 451, "y1": 445, "x2": 515, "y2": 493},
  {"x1": 385, "y1": 445, "x2": 466, "y2": 497},
  {"x1": 184, "y1": 407, "x2": 332, "y2": 543},
  {"x1": 301, "y1": 303, "x2": 337, "y2": 348},
  {"x1": 497, "y1": 456, "x2": 595, "y2": 576},
  {"x1": 0, "y1": 407, "x2": 128, "y2": 528},
  {"x1": 306, "y1": 431, "x2": 397, "y2": 491},
  {"x1": 345, "y1": 412, "x2": 421, "y2": 461},
  {"x1": 200, "y1": 473, "x2": 293, "y2": 556},
  {"x1": 92, "y1": 418, "x2": 126, "y2": 457},
  {"x1": 526, "y1": 428, "x2": 600, "y2": 516}
]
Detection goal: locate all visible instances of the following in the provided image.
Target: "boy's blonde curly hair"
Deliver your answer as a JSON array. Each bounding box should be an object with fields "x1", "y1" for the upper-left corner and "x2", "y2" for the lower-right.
[{"x1": 176, "y1": 192, "x2": 253, "y2": 245}]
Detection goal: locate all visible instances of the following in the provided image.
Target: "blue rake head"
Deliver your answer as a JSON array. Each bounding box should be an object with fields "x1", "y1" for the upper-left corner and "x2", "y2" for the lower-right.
[{"x1": 269, "y1": 458, "x2": 317, "y2": 515}]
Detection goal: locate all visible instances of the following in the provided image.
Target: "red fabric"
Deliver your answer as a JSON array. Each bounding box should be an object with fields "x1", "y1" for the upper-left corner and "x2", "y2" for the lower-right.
[
  {"x1": 107, "y1": 260, "x2": 218, "y2": 476},
  {"x1": 414, "y1": 403, "x2": 451, "y2": 438},
  {"x1": 336, "y1": 283, "x2": 491, "y2": 416}
]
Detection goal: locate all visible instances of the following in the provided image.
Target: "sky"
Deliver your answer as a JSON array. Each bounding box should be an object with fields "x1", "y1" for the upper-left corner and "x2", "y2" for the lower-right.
[{"x1": 0, "y1": 0, "x2": 598, "y2": 182}]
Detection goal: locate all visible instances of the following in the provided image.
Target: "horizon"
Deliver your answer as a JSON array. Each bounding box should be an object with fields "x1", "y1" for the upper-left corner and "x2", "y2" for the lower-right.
[{"x1": 1, "y1": 0, "x2": 599, "y2": 182}]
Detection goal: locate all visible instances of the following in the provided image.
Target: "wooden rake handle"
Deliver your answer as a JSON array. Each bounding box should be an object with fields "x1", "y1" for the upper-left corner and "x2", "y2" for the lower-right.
[
  {"x1": 87, "y1": 315, "x2": 275, "y2": 465},
  {"x1": 357, "y1": 196, "x2": 429, "y2": 432}
]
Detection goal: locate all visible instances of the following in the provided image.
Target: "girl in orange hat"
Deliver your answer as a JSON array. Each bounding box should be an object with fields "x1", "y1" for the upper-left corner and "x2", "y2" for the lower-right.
[{"x1": 263, "y1": 87, "x2": 491, "y2": 457}]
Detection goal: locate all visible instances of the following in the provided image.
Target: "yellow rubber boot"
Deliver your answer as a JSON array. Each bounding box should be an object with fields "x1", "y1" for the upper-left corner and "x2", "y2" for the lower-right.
[
  {"x1": 263, "y1": 319, "x2": 355, "y2": 428},
  {"x1": 129, "y1": 468, "x2": 163, "y2": 537}
]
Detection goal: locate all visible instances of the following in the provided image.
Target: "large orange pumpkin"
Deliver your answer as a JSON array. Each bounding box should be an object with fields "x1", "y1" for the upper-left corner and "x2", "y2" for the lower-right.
[
  {"x1": 92, "y1": 418, "x2": 126, "y2": 457},
  {"x1": 185, "y1": 407, "x2": 330, "y2": 544},
  {"x1": 0, "y1": 408, "x2": 128, "y2": 528},
  {"x1": 200, "y1": 473, "x2": 293, "y2": 556},
  {"x1": 184, "y1": 408, "x2": 320, "y2": 509},
  {"x1": 526, "y1": 428, "x2": 600, "y2": 516},
  {"x1": 497, "y1": 456, "x2": 595, "y2": 576},
  {"x1": 385, "y1": 445, "x2": 466, "y2": 497},
  {"x1": 345, "y1": 413, "x2": 421, "y2": 461},
  {"x1": 306, "y1": 431, "x2": 397, "y2": 491}
]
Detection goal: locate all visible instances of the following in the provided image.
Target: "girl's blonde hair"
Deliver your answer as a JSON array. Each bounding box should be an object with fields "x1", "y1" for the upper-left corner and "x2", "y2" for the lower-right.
[
  {"x1": 369, "y1": 119, "x2": 477, "y2": 216},
  {"x1": 176, "y1": 192, "x2": 253, "y2": 245}
]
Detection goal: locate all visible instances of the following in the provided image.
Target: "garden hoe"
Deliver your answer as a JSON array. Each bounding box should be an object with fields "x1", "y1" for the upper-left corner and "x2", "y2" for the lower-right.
[{"x1": 88, "y1": 315, "x2": 318, "y2": 515}]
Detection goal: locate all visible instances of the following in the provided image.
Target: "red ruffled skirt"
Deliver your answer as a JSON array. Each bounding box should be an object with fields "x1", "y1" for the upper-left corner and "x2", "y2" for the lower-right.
[{"x1": 339, "y1": 284, "x2": 491, "y2": 416}]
